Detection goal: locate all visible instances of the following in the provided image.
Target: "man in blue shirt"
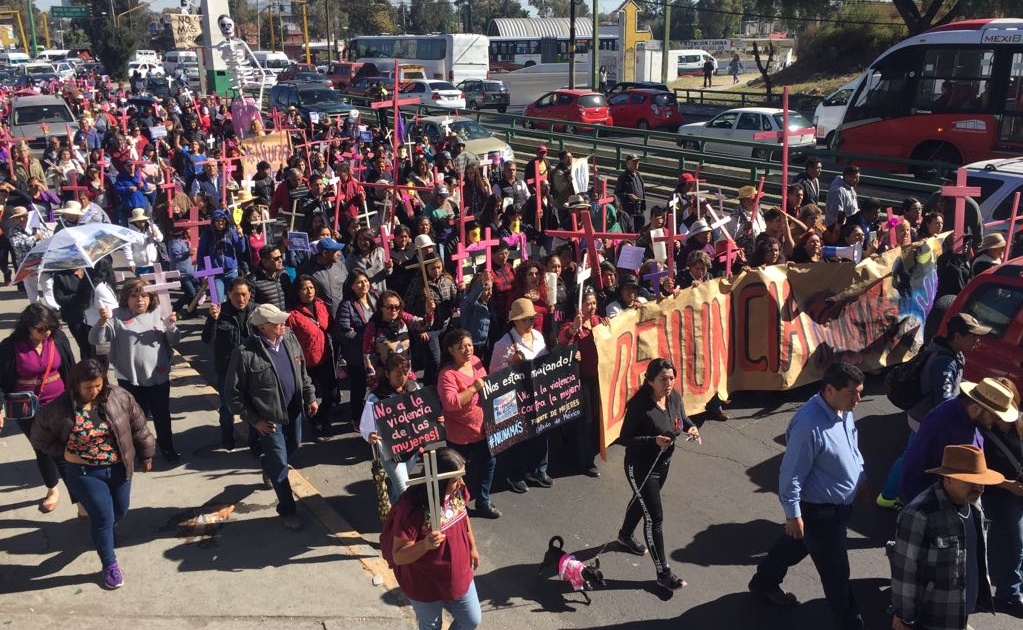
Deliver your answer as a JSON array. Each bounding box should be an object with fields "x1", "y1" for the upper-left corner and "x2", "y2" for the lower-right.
[{"x1": 749, "y1": 362, "x2": 867, "y2": 630}]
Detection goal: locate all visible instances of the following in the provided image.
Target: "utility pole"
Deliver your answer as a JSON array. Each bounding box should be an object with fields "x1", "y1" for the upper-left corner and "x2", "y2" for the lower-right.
[
  {"x1": 26, "y1": 0, "x2": 38, "y2": 55},
  {"x1": 568, "y1": 0, "x2": 576, "y2": 89},
  {"x1": 324, "y1": 0, "x2": 331, "y2": 62},
  {"x1": 661, "y1": 0, "x2": 671, "y2": 85},
  {"x1": 591, "y1": 0, "x2": 599, "y2": 91}
]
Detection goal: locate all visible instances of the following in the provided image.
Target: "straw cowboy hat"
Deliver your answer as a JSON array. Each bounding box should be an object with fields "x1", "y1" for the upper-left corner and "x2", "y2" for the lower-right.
[
  {"x1": 128, "y1": 207, "x2": 150, "y2": 223},
  {"x1": 57, "y1": 200, "x2": 85, "y2": 216},
  {"x1": 508, "y1": 298, "x2": 537, "y2": 322},
  {"x1": 5, "y1": 206, "x2": 30, "y2": 220},
  {"x1": 233, "y1": 188, "x2": 255, "y2": 205},
  {"x1": 960, "y1": 378, "x2": 1020, "y2": 424},
  {"x1": 737, "y1": 185, "x2": 763, "y2": 200},
  {"x1": 977, "y1": 233, "x2": 1006, "y2": 253},
  {"x1": 565, "y1": 194, "x2": 590, "y2": 209},
  {"x1": 926, "y1": 445, "x2": 1005, "y2": 485}
]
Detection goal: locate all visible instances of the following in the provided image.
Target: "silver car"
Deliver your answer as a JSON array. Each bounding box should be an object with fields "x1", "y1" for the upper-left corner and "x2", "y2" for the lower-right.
[{"x1": 8, "y1": 95, "x2": 79, "y2": 150}]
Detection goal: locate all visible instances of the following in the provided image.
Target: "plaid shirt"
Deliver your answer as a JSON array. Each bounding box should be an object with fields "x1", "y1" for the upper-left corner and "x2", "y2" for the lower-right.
[{"x1": 890, "y1": 482, "x2": 994, "y2": 630}]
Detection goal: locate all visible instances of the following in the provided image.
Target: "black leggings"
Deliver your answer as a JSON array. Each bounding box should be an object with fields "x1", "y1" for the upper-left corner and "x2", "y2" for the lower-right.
[
  {"x1": 621, "y1": 459, "x2": 670, "y2": 573},
  {"x1": 15, "y1": 416, "x2": 68, "y2": 491}
]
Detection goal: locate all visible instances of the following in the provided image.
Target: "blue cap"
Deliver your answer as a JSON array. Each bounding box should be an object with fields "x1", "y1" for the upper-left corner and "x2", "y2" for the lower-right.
[{"x1": 316, "y1": 236, "x2": 345, "y2": 252}]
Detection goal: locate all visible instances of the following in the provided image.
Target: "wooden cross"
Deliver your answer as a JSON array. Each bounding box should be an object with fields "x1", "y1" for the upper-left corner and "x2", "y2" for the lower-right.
[
  {"x1": 885, "y1": 206, "x2": 899, "y2": 250},
  {"x1": 404, "y1": 445, "x2": 462, "y2": 531},
  {"x1": 117, "y1": 107, "x2": 131, "y2": 135},
  {"x1": 595, "y1": 178, "x2": 615, "y2": 233},
  {"x1": 1005, "y1": 192, "x2": 1020, "y2": 264},
  {"x1": 369, "y1": 59, "x2": 421, "y2": 185},
  {"x1": 941, "y1": 166, "x2": 982, "y2": 254},
  {"x1": 376, "y1": 223, "x2": 392, "y2": 263},
  {"x1": 651, "y1": 221, "x2": 687, "y2": 282},
  {"x1": 548, "y1": 210, "x2": 639, "y2": 289},
  {"x1": 140, "y1": 263, "x2": 182, "y2": 321},
  {"x1": 575, "y1": 252, "x2": 591, "y2": 312},
  {"x1": 526, "y1": 168, "x2": 547, "y2": 223},
  {"x1": 61, "y1": 170, "x2": 90, "y2": 203},
  {"x1": 192, "y1": 256, "x2": 224, "y2": 307},
  {"x1": 173, "y1": 205, "x2": 210, "y2": 263},
  {"x1": 159, "y1": 167, "x2": 178, "y2": 210},
  {"x1": 453, "y1": 227, "x2": 500, "y2": 283},
  {"x1": 752, "y1": 87, "x2": 814, "y2": 215},
  {"x1": 279, "y1": 199, "x2": 303, "y2": 232},
  {"x1": 356, "y1": 201, "x2": 377, "y2": 229}
]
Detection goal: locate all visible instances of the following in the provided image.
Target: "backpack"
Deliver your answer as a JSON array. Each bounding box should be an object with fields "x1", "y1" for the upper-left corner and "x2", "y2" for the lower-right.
[{"x1": 884, "y1": 347, "x2": 933, "y2": 411}]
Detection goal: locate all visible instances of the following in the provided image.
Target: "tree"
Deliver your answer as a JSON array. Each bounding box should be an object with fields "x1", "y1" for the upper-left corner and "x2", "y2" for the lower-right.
[
  {"x1": 528, "y1": 0, "x2": 590, "y2": 19},
  {"x1": 696, "y1": 0, "x2": 741, "y2": 39},
  {"x1": 407, "y1": 0, "x2": 457, "y2": 34},
  {"x1": 752, "y1": 40, "x2": 774, "y2": 97},
  {"x1": 455, "y1": 0, "x2": 528, "y2": 34},
  {"x1": 348, "y1": 0, "x2": 396, "y2": 36},
  {"x1": 890, "y1": 0, "x2": 964, "y2": 36},
  {"x1": 85, "y1": 0, "x2": 152, "y2": 79}
]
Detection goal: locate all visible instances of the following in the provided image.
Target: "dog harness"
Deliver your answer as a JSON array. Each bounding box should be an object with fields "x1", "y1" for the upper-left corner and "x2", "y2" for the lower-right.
[{"x1": 558, "y1": 554, "x2": 587, "y2": 591}]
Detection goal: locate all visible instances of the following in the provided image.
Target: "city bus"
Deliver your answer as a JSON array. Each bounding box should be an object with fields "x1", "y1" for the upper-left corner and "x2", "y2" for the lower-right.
[
  {"x1": 346, "y1": 34, "x2": 490, "y2": 84},
  {"x1": 488, "y1": 34, "x2": 618, "y2": 71},
  {"x1": 836, "y1": 18, "x2": 1023, "y2": 175}
]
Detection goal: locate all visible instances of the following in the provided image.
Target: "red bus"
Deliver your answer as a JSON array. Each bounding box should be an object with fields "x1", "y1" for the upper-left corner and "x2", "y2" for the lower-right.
[{"x1": 836, "y1": 18, "x2": 1023, "y2": 176}]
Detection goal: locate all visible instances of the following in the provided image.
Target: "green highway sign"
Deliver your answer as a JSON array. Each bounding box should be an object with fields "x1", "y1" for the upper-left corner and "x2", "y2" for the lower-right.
[{"x1": 50, "y1": 6, "x2": 88, "y2": 18}]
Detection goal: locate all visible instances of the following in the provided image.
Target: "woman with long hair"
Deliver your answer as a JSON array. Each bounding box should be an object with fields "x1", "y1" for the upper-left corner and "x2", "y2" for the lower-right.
[
  {"x1": 337, "y1": 270, "x2": 379, "y2": 430},
  {"x1": 286, "y1": 275, "x2": 337, "y2": 437},
  {"x1": 90, "y1": 278, "x2": 181, "y2": 462},
  {"x1": 362, "y1": 290, "x2": 428, "y2": 390},
  {"x1": 360, "y1": 353, "x2": 423, "y2": 502},
  {"x1": 31, "y1": 359, "x2": 155, "y2": 589},
  {"x1": 345, "y1": 227, "x2": 389, "y2": 292},
  {"x1": 0, "y1": 304, "x2": 78, "y2": 513},
  {"x1": 509, "y1": 259, "x2": 550, "y2": 337}
]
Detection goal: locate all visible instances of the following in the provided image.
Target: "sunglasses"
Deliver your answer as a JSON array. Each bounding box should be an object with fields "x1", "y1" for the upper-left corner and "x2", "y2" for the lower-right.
[
  {"x1": 382, "y1": 304, "x2": 400, "y2": 311},
  {"x1": 32, "y1": 325, "x2": 52, "y2": 333}
]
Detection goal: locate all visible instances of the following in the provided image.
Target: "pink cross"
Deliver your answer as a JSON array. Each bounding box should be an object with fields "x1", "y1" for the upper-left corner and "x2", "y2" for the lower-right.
[
  {"x1": 651, "y1": 222, "x2": 687, "y2": 282},
  {"x1": 369, "y1": 60, "x2": 420, "y2": 185},
  {"x1": 140, "y1": 263, "x2": 182, "y2": 321},
  {"x1": 941, "y1": 166, "x2": 982, "y2": 254},
  {"x1": 159, "y1": 167, "x2": 177, "y2": 212},
  {"x1": 548, "y1": 210, "x2": 639, "y2": 289},
  {"x1": 61, "y1": 170, "x2": 90, "y2": 204},
  {"x1": 376, "y1": 223, "x2": 392, "y2": 263},
  {"x1": 753, "y1": 87, "x2": 814, "y2": 215},
  {"x1": 526, "y1": 168, "x2": 547, "y2": 223},
  {"x1": 1005, "y1": 192, "x2": 1020, "y2": 264},
  {"x1": 173, "y1": 205, "x2": 210, "y2": 263},
  {"x1": 595, "y1": 178, "x2": 615, "y2": 233},
  {"x1": 192, "y1": 256, "x2": 224, "y2": 307}
]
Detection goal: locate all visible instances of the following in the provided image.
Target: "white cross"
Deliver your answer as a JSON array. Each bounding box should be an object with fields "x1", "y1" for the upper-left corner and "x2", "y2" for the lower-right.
[
  {"x1": 576, "y1": 252, "x2": 591, "y2": 313},
  {"x1": 404, "y1": 447, "x2": 463, "y2": 531},
  {"x1": 356, "y1": 200, "x2": 377, "y2": 228},
  {"x1": 278, "y1": 199, "x2": 303, "y2": 232},
  {"x1": 140, "y1": 262, "x2": 182, "y2": 321}
]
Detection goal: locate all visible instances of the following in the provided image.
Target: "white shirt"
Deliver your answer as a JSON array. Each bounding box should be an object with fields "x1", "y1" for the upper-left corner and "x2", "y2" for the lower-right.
[{"x1": 489, "y1": 327, "x2": 547, "y2": 373}]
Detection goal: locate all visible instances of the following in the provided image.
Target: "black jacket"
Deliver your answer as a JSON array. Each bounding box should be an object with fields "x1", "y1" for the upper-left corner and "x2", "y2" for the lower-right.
[
  {"x1": 617, "y1": 387, "x2": 693, "y2": 466},
  {"x1": 201, "y1": 301, "x2": 256, "y2": 376},
  {"x1": 248, "y1": 267, "x2": 292, "y2": 311},
  {"x1": 0, "y1": 331, "x2": 77, "y2": 401},
  {"x1": 52, "y1": 271, "x2": 93, "y2": 326}
]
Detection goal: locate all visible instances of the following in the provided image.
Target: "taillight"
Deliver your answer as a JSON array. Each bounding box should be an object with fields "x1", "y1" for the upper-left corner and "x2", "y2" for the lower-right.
[
  {"x1": 432, "y1": 93, "x2": 441, "y2": 100},
  {"x1": 459, "y1": 92, "x2": 464, "y2": 99}
]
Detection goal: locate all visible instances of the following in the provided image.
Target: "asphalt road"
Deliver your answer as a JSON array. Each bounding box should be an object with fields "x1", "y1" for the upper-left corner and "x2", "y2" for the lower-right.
[{"x1": 170, "y1": 325, "x2": 1016, "y2": 630}]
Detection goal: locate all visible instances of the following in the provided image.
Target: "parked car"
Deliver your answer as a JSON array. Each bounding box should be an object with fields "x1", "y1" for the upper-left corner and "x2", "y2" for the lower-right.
[
  {"x1": 126, "y1": 61, "x2": 164, "y2": 78},
  {"x1": 7, "y1": 94, "x2": 79, "y2": 149},
  {"x1": 13, "y1": 73, "x2": 58, "y2": 90},
  {"x1": 962, "y1": 158, "x2": 1023, "y2": 236},
  {"x1": 277, "y1": 62, "x2": 320, "y2": 82},
  {"x1": 400, "y1": 80, "x2": 466, "y2": 110},
  {"x1": 813, "y1": 78, "x2": 860, "y2": 144},
  {"x1": 930, "y1": 260, "x2": 1023, "y2": 392},
  {"x1": 268, "y1": 82, "x2": 353, "y2": 123},
  {"x1": 409, "y1": 115, "x2": 515, "y2": 164},
  {"x1": 278, "y1": 70, "x2": 331, "y2": 88},
  {"x1": 50, "y1": 61, "x2": 76, "y2": 80},
  {"x1": 455, "y1": 79, "x2": 509, "y2": 113},
  {"x1": 605, "y1": 81, "x2": 669, "y2": 98},
  {"x1": 676, "y1": 107, "x2": 815, "y2": 160},
  {"x1": 144, "y1": 76, "x2": 173, "y2": 99},
  {"x1": 326, "y1": 61, "x2": 366, "y2": 89},
  {"x1": 608, "y1": 88, "x2": 682, "y2": 130},
  {"x1": 345, "y1": 76, "x2": 392, "y2": 99},
  {"x1": 523, "y1": 89, "x2": 612, "y2": 133}
]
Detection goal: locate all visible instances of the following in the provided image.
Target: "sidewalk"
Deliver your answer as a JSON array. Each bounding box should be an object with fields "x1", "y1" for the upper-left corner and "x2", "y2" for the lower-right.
[{"x1": 0, "y1": 294, "x2": 414, "y2": 629}]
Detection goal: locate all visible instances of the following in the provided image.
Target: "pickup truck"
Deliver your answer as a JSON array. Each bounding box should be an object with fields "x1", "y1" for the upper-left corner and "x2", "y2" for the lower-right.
[{"x1": 934, "y1": 258, "x2": 1023, "y2": 391}]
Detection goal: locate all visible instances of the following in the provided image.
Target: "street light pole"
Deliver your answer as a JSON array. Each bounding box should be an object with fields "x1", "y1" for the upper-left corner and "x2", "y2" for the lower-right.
[
  {"x1": 26, "y1": 0, "x2": 38, "y2": 55},
  {"x1": 568, "y1": 0, "x2": 576, "y2": 89}
]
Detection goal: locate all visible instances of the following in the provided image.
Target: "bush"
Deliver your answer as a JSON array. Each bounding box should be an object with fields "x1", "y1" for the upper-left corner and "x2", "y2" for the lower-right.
[{"x1": 795, "y1": 20, "x2": 906, "y2": 76}]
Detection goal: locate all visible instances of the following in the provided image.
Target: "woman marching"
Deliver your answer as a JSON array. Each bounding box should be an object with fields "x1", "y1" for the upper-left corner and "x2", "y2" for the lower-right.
[{"x1": 616, "y1": 357, "x2": 700, "y2": 591}]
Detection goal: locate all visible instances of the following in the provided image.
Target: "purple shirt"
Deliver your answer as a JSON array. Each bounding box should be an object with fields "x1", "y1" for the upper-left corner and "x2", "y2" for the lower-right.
[
  {"x1": 14, "y1": 339, "x2": 64, "y2": 406},
  {"x1": 900, "y1": 398, "x2": 982, "y2": 503}
]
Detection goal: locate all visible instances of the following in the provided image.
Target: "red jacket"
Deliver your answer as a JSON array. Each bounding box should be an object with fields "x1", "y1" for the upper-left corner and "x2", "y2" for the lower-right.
[{"x1": 286, "y1": 299, "x2": 332, "y2": 367}]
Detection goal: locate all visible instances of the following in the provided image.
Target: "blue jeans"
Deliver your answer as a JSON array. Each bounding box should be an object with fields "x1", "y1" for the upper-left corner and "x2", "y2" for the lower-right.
[
  {"x1": 258, "y1": 415, "x2": 302, "y2": 516},
  {"x1": 881, "y1": 429, "x2": 918, "y2": 501},
  {"x1": 751, "y1": 502, "x2": 863, "y2": 630},
  {"x1": 982, "y1": 489, "x2": 1023, "y2": 600},
  {"x1": 381, "y1": 452, "x2": 419, "y2": 505},
  {"x1": 451, "y1": 441, "x2": 496, "y2": 509},
  {"x1": 408, "y1": 579, "x2": 481, "y2": 630},
  {"x1": 65, "y1": 462, "x2": 131, "y2": 567},
  {"x1": 214, "y1": 269, "x2": 239, "y2": 306}
]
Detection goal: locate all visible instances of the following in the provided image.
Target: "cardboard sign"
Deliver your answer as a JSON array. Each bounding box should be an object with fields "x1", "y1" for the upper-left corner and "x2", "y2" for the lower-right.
[
  {"x1": 149, "y1": 125, "x2": 167, "y2": 139},
  {"x1": 237, "y1": 131, "x2": 292, "y2": 181},
  {"x1": 373, "y1": 388, "x2": 446, "y2": 462},
  {"x1": 616, "y1": 244, "x2": 646, "y2": 271},
  {"x1": 480, "y1": 345, "x2": 583, "y2": 455}
]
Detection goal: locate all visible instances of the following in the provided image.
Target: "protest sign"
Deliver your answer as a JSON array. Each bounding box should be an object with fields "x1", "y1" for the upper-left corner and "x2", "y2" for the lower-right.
[
  {"x1": 480, "y1": 345, "x2": 583, "y2": 456},
  {"x1": 237, "y1": 131, "x2": 292, "y2": 181},
  {"x1": 373, "y1": 388, "x2": 446, "y2": 462},
  {"x1": 592, "y1": 238, "x2": 943, "y2": 457}
]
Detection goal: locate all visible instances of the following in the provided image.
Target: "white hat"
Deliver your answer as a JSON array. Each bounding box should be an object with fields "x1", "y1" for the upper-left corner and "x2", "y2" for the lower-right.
[
  {"x1": 250, "y1": 303, "x2": 289, "y2": 327},
  {"x1": 58, "y1": 200, "x2": 85, "y2": 216},
  {"x1": 414, "y1": 234, "x2": 435, "y2": 249},
  {"x1": 128, "y1": 207, "x2": 150, "y2": 222}
]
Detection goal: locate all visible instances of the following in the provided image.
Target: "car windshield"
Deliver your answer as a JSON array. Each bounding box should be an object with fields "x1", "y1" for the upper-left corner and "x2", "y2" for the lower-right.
[
  {"x1": 484, "y1": 81, "x2": 506, "y2": 91},
  {"x1": 13, "y1": 104, "x2": 74, "y2": 125},
  {"x1": 429, "y1": 81, "x2": 456, "y2": 91},
  {"x1": 25, "y1": 65, "x2": 52, "y2": 75},
  {"x1": 294, "y1": 72, "x2": 323, "y2": 81},
  {"x1": 298, "y1": 89, "x2": 342, "y2": 105},
  {"x1": 446, "y1": 120, "x2": 492, "y2": 140},
  {"x1": 578, "y1": 94, "x2": 607, "y2": 108},
  {"x1": 652, "y1": 93, "x2": 677, "y2": 106},
  {"x1": 773, "y1": 111, "x2": 814, "y2": 130}
]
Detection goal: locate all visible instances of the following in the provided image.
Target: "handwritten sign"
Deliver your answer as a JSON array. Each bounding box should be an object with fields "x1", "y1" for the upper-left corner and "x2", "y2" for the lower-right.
[
  {"x1": 373, "y1": 388, "x2": 446, "y2": 462},
  {"x1": 480, "y1": 346, "x2": 583, "y2": 455},
  {"x1": 237, "y1": 131, "x2": 292, "y2": 181},
  {"x1": 617, "y1": 244, "x2": 646, "y2": 271}
]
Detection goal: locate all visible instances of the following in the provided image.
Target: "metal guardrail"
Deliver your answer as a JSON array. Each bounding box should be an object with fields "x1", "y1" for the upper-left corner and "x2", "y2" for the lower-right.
[{"x1": 671, "y1": 88, "x2": 826, "y2": 117}]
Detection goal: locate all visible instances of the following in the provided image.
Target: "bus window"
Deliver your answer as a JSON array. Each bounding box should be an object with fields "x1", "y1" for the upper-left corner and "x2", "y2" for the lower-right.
[
  {"x1": 846, "y1": 55, "x2": 914, "y2": 123},
  {"x1": 1000, "y1": 53, "x2": 1023, "y2": 145},
  {"x1": 915, "y1": 48, "x2": 993, "y2": 111}
]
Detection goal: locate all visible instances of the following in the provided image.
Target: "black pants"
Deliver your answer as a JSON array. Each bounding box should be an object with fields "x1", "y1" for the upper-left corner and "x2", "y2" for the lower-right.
[
  {"x1": 118, "y1": 380, "x2": 174, "y2": 451},
  {"x1": 15, "y1": 416, "x2": 69, "y2": 491},
  {"x1": 66, "y1": 319, "x2": 94, "y2": 360},
  {"x1": 573, "y1": 376, "x2": 600, "y2": 469},
  {"x1": 308, "y1": 360, "x2": 337, "y2": 430},
  {"x1": 0, "y1": 234, "x2": 13, "y2": 279},
  {"x1": 347, "y1": 363, "x2": 367, "y2": 428},
  {"x1": 750, "y1": 502, "x2": 863, "y2": 630},
  {"x1": 503, "y1": 433, "x2": 549, "y2": 482},
  {"x1": 621, "y1": 458, "x2": 670, "y2": 574}
]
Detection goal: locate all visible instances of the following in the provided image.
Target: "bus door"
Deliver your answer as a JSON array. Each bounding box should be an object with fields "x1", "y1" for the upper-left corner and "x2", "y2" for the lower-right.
[
  {"x1": 539, "y1": 38, "x2": 560, "y2": 64},
  {"x1": 998, "y1": 52, "x2": 1023, "y2": 148}
]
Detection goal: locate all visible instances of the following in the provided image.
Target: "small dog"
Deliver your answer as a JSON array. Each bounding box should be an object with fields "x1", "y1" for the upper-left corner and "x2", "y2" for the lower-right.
[{"x1": 538, "y1": 535, "x2": 606, "y2": 603}]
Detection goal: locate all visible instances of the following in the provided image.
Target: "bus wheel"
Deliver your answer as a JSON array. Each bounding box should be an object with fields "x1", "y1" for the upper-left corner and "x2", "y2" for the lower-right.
[{"x1": 911, "y1": 142, "x2": 961, "y2": 180}]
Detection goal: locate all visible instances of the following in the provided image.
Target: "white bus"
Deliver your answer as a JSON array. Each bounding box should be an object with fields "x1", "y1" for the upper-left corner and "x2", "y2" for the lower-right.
[
  {"x1": 347, "y1": 34, "x2": 490, "y2": 84},
  {"x1": 488, "y1": 34, "x2": 618, "y2": 71}
]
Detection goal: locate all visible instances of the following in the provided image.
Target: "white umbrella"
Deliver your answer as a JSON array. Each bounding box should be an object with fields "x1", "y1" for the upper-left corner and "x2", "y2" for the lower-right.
[{"x1": 13, "y1": 223, "x2": 144, "y2": 284}]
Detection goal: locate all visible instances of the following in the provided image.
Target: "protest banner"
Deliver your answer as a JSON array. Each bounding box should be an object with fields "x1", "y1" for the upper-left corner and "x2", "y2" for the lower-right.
[
  {"x1": 593, "y1": 238, "x2": 942, "y2": 457},
  {"x1": 373, "y1": 388, "x2": 446, "y2": 462},
  {"x1": 480, "y1": 346, "x2": 584, "y2": 456},
  {"x1": 237, "y1": 131, "x2": 292, "y2": 181}
]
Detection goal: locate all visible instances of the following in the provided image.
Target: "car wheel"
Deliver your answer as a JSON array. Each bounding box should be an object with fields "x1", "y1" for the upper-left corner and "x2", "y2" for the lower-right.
[
  {"x1": 524, "y1": 119, "x2": 535, "y2": 130},
  {"x1": 752, "y1": 147, "x2": 771, "y2": 161},
  {"x1": 468, "y1": 101, "x2": 479, "y2": 110},
  {"x1": 497, "y1": 107, "x2": 507, "y2": 113},
  {"x1": 636, "y1": 120, "x2": 649, "y2": 130},
  {"x1": 911, "y1": 142, "x2": 962, "y2": 181},
  {"x1": 682, "y1": 140, "x2": 701, "y2": 152},
  {"x1": 566, "y1": 124, "x2": 578, "y2": 135}
]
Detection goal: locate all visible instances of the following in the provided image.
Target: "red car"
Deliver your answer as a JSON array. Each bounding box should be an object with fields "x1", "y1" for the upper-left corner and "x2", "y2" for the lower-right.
[
  {"x1": 276, "y1": 63, "x2": 319, "y2": 82},
  {"x1": 607, "y1": 88, "x2": 683, "y2": 130},
  {"x1": 522, "y1": 89, "x2": 612, "y2": 133}
]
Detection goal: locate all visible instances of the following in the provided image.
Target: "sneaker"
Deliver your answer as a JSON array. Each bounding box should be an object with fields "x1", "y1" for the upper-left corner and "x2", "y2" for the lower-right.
[
  {"x1": 748, "y1": 578, "x2": 799, "y2": 607},
  {"x1": 876, "y1": 493, "x2": 901, "y2": 510},
  {"x1": 476, "y1": 503, "x2": 502, "y2": 519},
  {"x1": 656, "y1": 569, "x2": 687, "y2": 590},
  {"x1": 103, "y1": 562, "x2": 124, "y2": 589},
  {"x1": 617, "y1": 531, "x2": 647, "y2": 556},
  {"x1": 281, "y1": 514, "x2": 304, "y2": 531},
  {"x1": 525, "y1": 472, "x2": 554, "y2": 488},
  {"x1": 584, "y1": 466, "x2": 600, "y2": 478},
  {"x1": 506, "y1": 477, "x2": 528, "y2": 493}
]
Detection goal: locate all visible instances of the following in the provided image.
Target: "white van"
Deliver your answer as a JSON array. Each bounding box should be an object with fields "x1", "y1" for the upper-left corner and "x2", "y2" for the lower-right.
[
  {"x1": 813, "y1": 78, "x2": 861, "y2": 143},
  {"x1": 134, "y1": 49, "x2": 160, "y2": 63},
  {"x1": 0, "y1": 52, "x2": 32, "y2": 67},
  {"x1": 252, "y1": 50, "x2": 290, "y2": 75},
  {"x1": 676, "y1": 49, "x2": 715, "y2": 77},
  {"x1": 163, "y1": 50, "x2": 199, "y2": 81},
  {"x1": 36, "y1": 49, "x2": 70, "y2": 62}
]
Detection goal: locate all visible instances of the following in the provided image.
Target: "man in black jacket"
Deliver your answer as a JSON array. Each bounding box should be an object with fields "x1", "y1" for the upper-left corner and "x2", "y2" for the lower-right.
[
  {"x1": 615, "y1": 153, "x2": 646, "y2": 231},
  {"x1": 248, "y1": 244, "x2": 291, "y2": 310}
]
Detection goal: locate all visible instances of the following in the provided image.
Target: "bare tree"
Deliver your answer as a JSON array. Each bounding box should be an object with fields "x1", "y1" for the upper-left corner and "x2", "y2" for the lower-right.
[
  {"x1": 891, "y1": 0, "x2": 964, "y2": 36},
  {"x1": 752, "y1": 41, "x2": 775, "y2": 98}
]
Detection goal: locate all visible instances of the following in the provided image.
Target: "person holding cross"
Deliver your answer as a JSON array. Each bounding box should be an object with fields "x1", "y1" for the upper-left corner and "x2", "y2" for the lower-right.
[{"x1": 90, "y1": 279, "x2": 182, "y2": 464}]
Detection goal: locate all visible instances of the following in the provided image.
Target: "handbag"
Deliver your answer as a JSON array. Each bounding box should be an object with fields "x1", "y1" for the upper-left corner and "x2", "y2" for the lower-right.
[{"x1": 2, "y1": 340, "x2": 56, "y2": 421}]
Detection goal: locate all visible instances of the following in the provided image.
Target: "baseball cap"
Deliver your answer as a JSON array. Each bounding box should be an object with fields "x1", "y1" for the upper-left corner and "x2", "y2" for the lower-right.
[
  {"x1": 679, "y1": 173, "x2": 696, "y2": 184},
  {"x1": 537, "y1": 144, "x2": 548, "y2": 154},
  {"x1": 316, "y1": 237, "x2": 345, "y2": 252},
  {"x1": 250, "y1": 303, "x2": 289, "y2": 327},
  {"x1": 946, "y1": 313, "x2": 991, "y2": 337}
]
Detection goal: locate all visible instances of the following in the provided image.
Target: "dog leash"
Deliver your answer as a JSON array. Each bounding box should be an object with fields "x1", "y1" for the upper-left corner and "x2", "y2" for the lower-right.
[{"x1": 591, "y1": 448, "x2": 666, "y2": 561}]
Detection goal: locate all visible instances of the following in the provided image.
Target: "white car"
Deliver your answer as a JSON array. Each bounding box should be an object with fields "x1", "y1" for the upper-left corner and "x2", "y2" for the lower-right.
[
  {"x1": 127, "y1": 61, "x2": 165, "y2": 78},
  {"x1": 409, "y1": 116, "x2": 515, "y2": 164},
  {"x1": 964, "y1": 158, "x2": 1023, "y2": 235},
  {"x1": 677, "y1": 107, "x2": 816, "y2": 160},
  {"x1": 400, "y1": 80, "x2": 466, "y2": 110},
  {"x1": 51, "y1": 61, "x2": 76, "y2": 81},
  {"x1": 813, "y1": 78, "x2": 860, "y2": 143}
]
